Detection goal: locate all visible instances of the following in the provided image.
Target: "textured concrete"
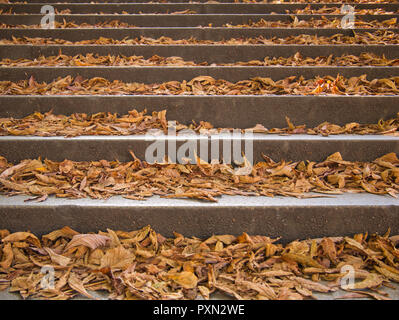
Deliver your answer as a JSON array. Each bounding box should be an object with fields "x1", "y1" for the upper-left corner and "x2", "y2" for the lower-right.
[
  {"x1": 1, "y1": 66, "x2": 398, "y2": 82},
  {"x1": 0, "y1": 95, "x2": 397, "y2": 129},
  {"x1": 1, "y1": 134, "x2": 398, "y2": 163},
  {"x1": 0, "y1": 194, "x2": 397, "y2": 240},
  {"x1": 2, "y1": 44, "x2": 398, "y2": 60}
]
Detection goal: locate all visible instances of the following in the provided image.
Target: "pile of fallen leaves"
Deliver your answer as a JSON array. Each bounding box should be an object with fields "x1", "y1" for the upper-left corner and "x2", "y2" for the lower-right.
[
  {"x1": 292, "y1": 6, "x2": 399, "y2": 15},
  {"x1": 2, "y1": 30, "x2": 397, "y2": 45},
  {"x1": 224, "y1": 16, "x2": 398, "y2": 29},
  {"x1": 1, "y1": 17, "x2": 397, "y2": 29},
  {"x1": 1, "y1": 52, "x2": 398, "y2": 67},
  {"x1": 1, "y1": 225, "x2": 399, "y2": 300},
  {"x1": 0, "y1": 152, "x2": 398, "y2": 202},
  {"x1": 1, "y1": 109, "x2": 399, "y2": 137},
  {"x1": 0, "y1": 20, "x2": 138, "y2": 29},
  {"x1": 1, "y1": 74, "x2": 398, "y2": 96},
  {"x1": 288, "y1": 5, "x2": 399, "y2": 15},
  {"x1": 0, "y1": 53, "x2": 204, "y2": 67},
  {"x1": 0, "y1": 109, "x2": 168, "y2": 137}
]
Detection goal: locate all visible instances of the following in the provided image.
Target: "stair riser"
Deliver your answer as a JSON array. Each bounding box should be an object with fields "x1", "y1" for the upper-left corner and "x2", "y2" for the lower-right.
[
  {"x1": 1, "y1": 96, "x2": 397, "y2": 128},
  {"x1": 1, "y1": 14, "x2": 397, "y2": 27},
  {"x1": 1, "y1": 136, "x2": 397, "y2": 163},
  {"x1": 1, "y1": 66, "x2": 398, "y2": 82},
  {"x1": 0, "y1": 195, "x2": 397, "y2": 241},
  {"x1": 1, "y1": 44, "x2": 398, "y2": 61}
]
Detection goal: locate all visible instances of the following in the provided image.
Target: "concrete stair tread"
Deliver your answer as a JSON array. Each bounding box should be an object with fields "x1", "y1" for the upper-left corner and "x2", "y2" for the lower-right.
[
  {"x1": 2, "y1": 44, "x2": 398, "y2": 61},
  {"x1": 0, "y1": 193, "x2": 398, "y2": 240},
  {"x1": 2, "y1": 66, "x2": 398, "y2": 83}
]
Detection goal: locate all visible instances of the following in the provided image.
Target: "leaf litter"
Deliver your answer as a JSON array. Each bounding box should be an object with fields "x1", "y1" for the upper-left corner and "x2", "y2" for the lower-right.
[
  {"x1": 1, "y1": 52, "x2": 398, "y2": 67},
  {"x1": 0, "y1": 152, "x2": 398, "y2": 201},
  {"x1": 1, "y1": 226, "x2": 399, "y2": 300},
  {"x1": 1, "y1": 109, "x2": 399, "y2": 137},
  {"x1": 1, "y1": 74, "x2": 399, "y2": 96},
  {"x1": 2, "y1": 30, "x2": 398, "y2": 45},
  {"x1": 0, "y1": 16, "x2": 397, "y2": 29}
]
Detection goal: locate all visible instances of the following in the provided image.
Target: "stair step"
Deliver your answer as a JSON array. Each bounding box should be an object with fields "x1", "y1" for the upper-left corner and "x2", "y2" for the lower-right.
[
  {"x1": 1, "y1": 44, "x2": 397, "y2": 61},
  {"x1": 0, "y1": 0, "x2": 398, "y2": 245},
  {"x1": 0, "y1": 193, "x2": 397, "y2": 241},
  {"x1": 2, "y1": 66, "x2": 397, "y2": 82},
  {"x1": 1, "y1": 135, "x2": 397, "y2": 163},
  {"x1": 0, "y1": 96, "x2": 397, "y2": 128}
]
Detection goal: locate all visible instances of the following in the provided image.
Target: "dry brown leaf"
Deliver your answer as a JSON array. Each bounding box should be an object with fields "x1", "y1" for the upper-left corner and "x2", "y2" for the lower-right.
[
  {"x1": 64, "y1": 234, "x2": 111, "y2": 252},
  {"x1": 168, "y1": 271, "x2": 198, "y2": 289}
]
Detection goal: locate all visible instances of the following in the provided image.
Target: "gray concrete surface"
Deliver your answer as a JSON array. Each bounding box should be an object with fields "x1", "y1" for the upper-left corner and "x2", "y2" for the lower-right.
[
  {"x1": 1, "y1": 134, "x2": 398, "y2": 163},
  {"x1": 0, "y1": 193, "x2": 398, "y2": 240},
  {"x1": 1, "y1": 95, "x2": 397, "y2": 129}
]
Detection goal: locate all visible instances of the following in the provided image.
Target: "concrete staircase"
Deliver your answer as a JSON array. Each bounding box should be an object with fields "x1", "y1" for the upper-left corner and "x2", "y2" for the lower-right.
[{"x1": 0, "y1": 0, "x2": 398, "y2": 242}]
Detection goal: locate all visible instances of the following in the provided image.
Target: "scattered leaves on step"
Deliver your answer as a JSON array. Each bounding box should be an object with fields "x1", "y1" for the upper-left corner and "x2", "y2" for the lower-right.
[
  {"x1": 1, "y1": 109, "x2": 398, "y2": 137},
  {"x1": 0, "y1": 152, "x2": 398, "y2": 201},
  {"x1": 2, "y1": 226, "x2": 398, "y2": 300},
  {"x1": 1, "y1": 16, "x2": 397, "y2": 29},
  {"x1": 1, "y1": 74, "x2": 399, "y2": 96},
  {"x1": 1, "y1": 52, "x2": 398, "y2": 67},
  {"x1": 1, "y1": 30, "x2": 398, "y2": 46}
]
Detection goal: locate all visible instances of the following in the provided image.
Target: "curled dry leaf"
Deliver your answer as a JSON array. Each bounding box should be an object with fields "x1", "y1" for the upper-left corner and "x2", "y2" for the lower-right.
[
  {"x1": 67, "y1": 273, "x2": 96, "y2": 300},
  {"x1": 43, "y1": 226, "x2": 79, "y2": 242},
  {"x1": 0, "y1": 243, "x2": 13, "y2": 269},
  {"x1": 168, "y1": 271, "x2": 198, "y2": 289},
  {"x1": 64, "y1": 234, "x2": 111, "y2": 252},
  {"x1": 2, "y1": 232, "x2": 41, "y2": 248},
  {"x1": 44, "y1": 247, "x2": 71, "y2": 267},
  {"x1": 100, "y1": 246, "x2": 135, "y2": 270}
]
